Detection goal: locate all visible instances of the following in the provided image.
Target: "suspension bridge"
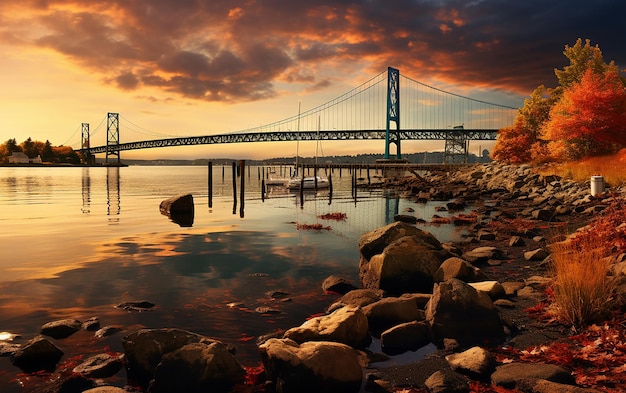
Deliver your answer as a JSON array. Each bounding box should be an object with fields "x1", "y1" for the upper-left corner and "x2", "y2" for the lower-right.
[{"x1": 79, "y1": 67, "x2": 517, "y2": 164}]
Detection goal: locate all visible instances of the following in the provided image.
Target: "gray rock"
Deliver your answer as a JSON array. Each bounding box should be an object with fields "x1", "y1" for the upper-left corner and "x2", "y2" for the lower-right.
[
  {"x1": 469, "y1": 281, "x2": 506, "y2": 300},
  {"x1": 491, "y1": 363, "x2": 575, "y2": 389},
  {"x1": 83, "y1": 388, "x2": 129, "y2": 393},
  {"x1": 122, "y1": 328, "x2": 223, "y2": 386},
  {"x1": 359, "y1": 221, "x2": 442, "y2": 261},
  {"x1": 333, "y1": 289, "x2": 384, "y2": 308},
  {"x1": 82, "y1": 317, "x2": 100, "y2": 331},
  {"x1": 509, "y1": 236, "x2": 526, "y2": 247},
  {"x1": 283, "y1": 305, "x2": 370, "y2": 348},
  {"x1": 73, "y1": 353, "x2": 124, "y2": 378},
  {"x1": 380, "y1": 320, "x2": 430, "y2": 355},
  {"x1": 0, "y1": 342, "x2": 21, "y2": 356},
  {"x1": 477, "y1": 229, "x2": 496, "y2": 241},
  {"x1": 41, "y1": 318, "x2": 82, "y2": 339},
  {"x1": 516, "y1": 378, "x2": 604, "y2": 393},
  {"x1": 362, "y1": 296, "x2": 424, "y2": 335},
  {"x1": 322, "y1": 275, "x2": 357, "y2": 294},
  {"x1": 95, "y1": 326, "x2": 123, "y2": 338},
  {"x1": 434, "y1": 257, "x2": 491, "y2": 283},
  {"x1": 424, "y1": 369, "x2": 470, "y2": 393},
  {"x1": 10, "y1": 336, "x2": 64, "y2": 372},
  {"x1": 149, "y1": 342, "x2": 245, "y2": 393},
  {"x1": 360, "y1": 234, "x2": 446, "y2": 295},
  {"x1": 259, "y1": 338, "x2": 363, "y2": 393},
  {"x1": 445, "y1": 346, "x2": 496, "y2": 376},
  {"x1": 394, "y1": 214, "x2": 417, "y2": 224},
  {"x1": 524, "y1": 248, "x2": 548, "y2": 261},
  {"x1": 425, "y1": 278, "x2": 505, "y2": 347},
  {"x1": 159, "y1": 193, "x2": 194, "y2": 214},
  {"x1": 462, "y1": 246, "x2": 504, "y2": 264}
]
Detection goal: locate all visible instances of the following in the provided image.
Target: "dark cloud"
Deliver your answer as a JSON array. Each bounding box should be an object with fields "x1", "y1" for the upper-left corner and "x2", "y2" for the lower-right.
[{"x1": 6, "y1": 0, "x2": 625, "y2": 101}]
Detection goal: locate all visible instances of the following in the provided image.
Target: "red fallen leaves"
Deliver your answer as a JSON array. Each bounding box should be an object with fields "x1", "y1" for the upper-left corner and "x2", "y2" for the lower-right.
[
  {"x1": 318, "y1": 212, "x2": 347, "y2": 221},
  {"x1": 495, "y1": 320, "x2": 626, "y2": 391},
  {"x1": 243, "y1": 363, "x2": 266, "y2": 386},
  {"x1": 296, "y1": 223, "x2": 331, "y2": 230}
]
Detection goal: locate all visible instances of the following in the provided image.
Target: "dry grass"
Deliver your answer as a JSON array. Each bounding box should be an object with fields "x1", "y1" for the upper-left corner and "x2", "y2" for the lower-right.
[
  {"x1": 537, "y1": 148, "x2": 626, "y2": 185},
  {"x1": 549, "y1": 234, "x2": 615, "y2": 328}
]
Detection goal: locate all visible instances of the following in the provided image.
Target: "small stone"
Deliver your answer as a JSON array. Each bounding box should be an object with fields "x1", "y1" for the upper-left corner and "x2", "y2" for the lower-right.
[
  {"x1": 509, "y1": 236, "x2": 525, "y2": 247},
  {"x1": 41, "y1": 319, "x2": 82, "y2": 339},
  {"x1": 95, "y1": 326, "x2": 123, "y2": 338},
  {"x1": 255, "y1": 307, "x2": 281, "y2": 314},
  {"x1": 82, "y1": 317, "x2": 100, "y2": 331},
  {"x1": 524, "y1": 248, "x2": 548, "y2": 261},
  {"x1": 115, "y1": 300, "x2": 155, "y2": 312},
  {"x1": 73, "y1": 353, "x2": 124, "y2": 378}
]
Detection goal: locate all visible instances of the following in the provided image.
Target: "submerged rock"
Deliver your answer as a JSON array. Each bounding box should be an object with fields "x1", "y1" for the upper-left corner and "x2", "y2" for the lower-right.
[{"x1": 10, "y1": 336, "x2": 64, "y2": 372}]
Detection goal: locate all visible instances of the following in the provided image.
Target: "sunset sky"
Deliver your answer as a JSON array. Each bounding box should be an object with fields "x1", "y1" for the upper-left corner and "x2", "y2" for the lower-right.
[{"x1": 1, "y1": 0, "x2": 624, "y2": 160}]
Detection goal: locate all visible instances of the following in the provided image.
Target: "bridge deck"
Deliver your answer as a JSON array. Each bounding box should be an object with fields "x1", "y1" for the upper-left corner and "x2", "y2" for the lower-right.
[{"x1": 84, "y1": 129, "x2": 498, "y2": 154}]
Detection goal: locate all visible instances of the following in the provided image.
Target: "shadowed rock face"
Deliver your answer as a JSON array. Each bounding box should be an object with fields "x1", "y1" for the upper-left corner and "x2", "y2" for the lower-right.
[
  {"x1": 259, "y1": 338, "x2": 363, "y2": 393},
  {"x1": 160, "y1": 193, "x2": 194, "y2": 227},
  {"x1": 425, "y1": 278, "x2": 505, "y2": 347},
  {"x1": 10, "y1": 336, "x2": 64, "y2": 372},
  {"x1": 359, "y1": 222, "x2": 449, "y2": 295}
]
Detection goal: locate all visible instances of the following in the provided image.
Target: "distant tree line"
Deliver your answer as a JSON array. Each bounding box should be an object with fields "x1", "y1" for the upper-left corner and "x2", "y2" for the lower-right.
[{"x1": 0, "y1": 137, "x2": 81, "y2": 164}]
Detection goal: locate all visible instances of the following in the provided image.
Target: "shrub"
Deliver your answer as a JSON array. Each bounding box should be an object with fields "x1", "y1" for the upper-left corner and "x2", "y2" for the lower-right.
[{"x1": 549, "y1": 234, "x2": 615, "y2": 328}]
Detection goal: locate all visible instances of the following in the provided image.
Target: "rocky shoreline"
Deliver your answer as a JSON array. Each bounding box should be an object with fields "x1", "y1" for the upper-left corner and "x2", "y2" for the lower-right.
[{"x1": 2, "y1": 162, "x2": 624, "y2": 393}]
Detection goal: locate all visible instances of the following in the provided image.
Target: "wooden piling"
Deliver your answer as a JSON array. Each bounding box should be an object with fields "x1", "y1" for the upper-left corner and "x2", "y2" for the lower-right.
[
  {"x1": 239, "y1": 160, "x2": 245, "y2": 217},
  {"x1": 208, "y1": 161, "x2": 213, "y2": 208},
  {"x1": 231, "y1": 162, "x2": 237, "y2": 214}
]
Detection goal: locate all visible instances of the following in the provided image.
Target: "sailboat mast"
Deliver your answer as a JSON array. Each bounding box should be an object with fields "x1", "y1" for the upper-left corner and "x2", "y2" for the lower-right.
[{"x1": 295, "y1": 101, "x2": 301, "y2": 175}]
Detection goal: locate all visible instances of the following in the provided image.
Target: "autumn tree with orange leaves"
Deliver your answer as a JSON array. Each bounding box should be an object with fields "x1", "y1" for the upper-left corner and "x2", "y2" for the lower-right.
[
  {"x1": 542, "y1": 68, "x2": 626, "y2": 160},
  {"x1": 492, "y1": 38, "x2": 626, "y2": 163},
  {"x1": 491, "y1": 85, "x2": 555, "y2": 163}
]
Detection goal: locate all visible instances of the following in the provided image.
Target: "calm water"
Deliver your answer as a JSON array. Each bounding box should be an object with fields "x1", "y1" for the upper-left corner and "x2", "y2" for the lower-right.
[{"x1": 0, "y1": 165, "x2": 462, "y2": 391}]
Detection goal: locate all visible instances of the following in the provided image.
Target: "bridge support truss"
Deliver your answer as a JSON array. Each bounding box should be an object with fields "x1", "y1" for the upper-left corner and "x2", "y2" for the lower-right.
[
  {"x1": 384, "y1": 67, "x2": 401, "y2": 159},
  {"x1": 81, "y1": 123, "x2": 95, "y2": 165},
  {"x1": 106, "y1": 112, "x2": 120, "y2": 164},
  {"x1": 443, "y1": 126, "x2": 468, "y2": 164}
]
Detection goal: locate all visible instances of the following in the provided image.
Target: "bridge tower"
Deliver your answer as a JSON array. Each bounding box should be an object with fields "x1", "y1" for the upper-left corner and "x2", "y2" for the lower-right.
[
  {"x1": 106, "y1": 112, "x2": 121, "y2": 164},
  {"x1": 384, "y1": 67, "x2": 401, "y2": 159},
  {"x1": 443, "y1": 125, "x2": 468, "y2": 164},
  {"x1": 81, "y1": 123, "x2": 95, "y2": 165}
]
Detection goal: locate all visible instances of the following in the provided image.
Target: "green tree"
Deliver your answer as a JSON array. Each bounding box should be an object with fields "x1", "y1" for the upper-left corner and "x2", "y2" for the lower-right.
[
  {"x1": 21, "y1": 137, "x2": 38, "y2": 158},
  {"x1": 6, "y1": 138, "x2": 21, "y2": 153},
  {"x1": 552, "y1": 38, "x2": 619, "y2": 101},
  {"x1": 42, "y1": 140, "x2": 55, "y2": 162}
]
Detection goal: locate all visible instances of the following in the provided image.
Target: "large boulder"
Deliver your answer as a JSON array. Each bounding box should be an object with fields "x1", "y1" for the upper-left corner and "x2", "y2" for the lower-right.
[
  {"x1": 425, "y1": 279, "x2": 505, "y2": 347},
  {"x1": 258, "y1": 338, "x2": 363, "y2": 393},
  {"x1": 149, "y1": 342, "x2": 245, "y2": 393},
  {"x1": 380, "y1": 321, "x2": 431, "y2": 355},
  {"x1": 360, "y1": 232, "x2": 447, "y2": 295},
  {"x1": 359, "y1": 221, "x2": 442, "y2": 261},
  {"x1": 362, "y1": 296, "x2": 425, "y2": 335},
  {"x1": 283, "y1": 305, "x2": 370, "y2": 348},
  {"x1": 122, "y1": 328, "x2": 224, "y2": 387},
  {"x1": 159, "y1": 194, "x2": 194, "y2": 226},
  {"x1": 10, "y1": 336, "x2": 64, "y2": 372}
]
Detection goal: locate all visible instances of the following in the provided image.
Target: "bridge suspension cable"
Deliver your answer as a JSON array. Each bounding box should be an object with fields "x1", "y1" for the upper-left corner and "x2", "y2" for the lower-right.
[{"x1": 80, "y1": 67, "x2": 520, "y2": 160}]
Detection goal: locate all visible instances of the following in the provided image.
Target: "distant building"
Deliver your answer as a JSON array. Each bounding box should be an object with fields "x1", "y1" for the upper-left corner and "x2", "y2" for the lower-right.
[{"x1": 8, "y1": 152, "x2": 42, "y2": 164}]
